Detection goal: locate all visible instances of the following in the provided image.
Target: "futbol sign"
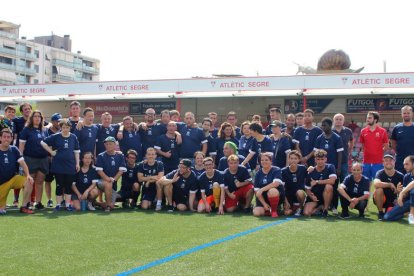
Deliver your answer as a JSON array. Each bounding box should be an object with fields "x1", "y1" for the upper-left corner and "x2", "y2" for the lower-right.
[{"x1": 346, "y1": 98, "x2": 414, "y2": 113}]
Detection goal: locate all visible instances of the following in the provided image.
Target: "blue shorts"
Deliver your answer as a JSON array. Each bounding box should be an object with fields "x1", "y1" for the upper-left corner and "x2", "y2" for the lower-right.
[
  {"x1": 362, "y1": 163, "x2": 383, "y2": 181},
  {"x1": 141, "y1": 184, "x2": 156, "y2": 202}
]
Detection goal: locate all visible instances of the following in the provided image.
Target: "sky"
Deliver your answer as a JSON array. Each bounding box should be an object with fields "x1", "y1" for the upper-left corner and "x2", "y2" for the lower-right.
[{"x1": 3, "y1": 0, "x2": 414, "y2": 81}]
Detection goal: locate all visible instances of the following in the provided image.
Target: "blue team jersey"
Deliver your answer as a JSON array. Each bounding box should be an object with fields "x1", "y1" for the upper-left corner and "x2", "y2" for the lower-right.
[
  {"x1": 249, "y1": 136, "x2": 273, "y2": 167},
  {"x1": 306, "y1": 164, "x2": 337, "y2": 192},
  {"x1": 139, "y1": 124, "x2": 159, "y2": 155},
  {"x1": 44, "y1": 133, "x2": 80, "y2": 174},
  {"x1": 333, "y1": 127, "x2": 353, "y2": 164},
  {"x1": 96, "y1": 124, "x2": 120, "y2": 155},
  {"x1": 137, "y1": 160, "x2": 164, "y2": 180},
  {"x1": 293, "y1": 126, "x2": 322, "y2": 166},
  {"x1": 234, "y1": 126, "x2": 242, "y2": 140},
  {"x1": 217, "y1": 155, "x2": 249, "y2": 172},
  {"x1": 271, "y1": 136, "x2": 291, "y2": 168},
  {"x1": 254, "y1": 166, "x2": 283, "y2": 191},
  {"x1": 215, "y1": 137, "x2": 239, "y2": 166},
  {"x1": 0, "y1": 146, "x2": 23, "y2": 184},
  {"x1": 238, "y1": 135, "x2": 254, "y2": 158},
  {"x1": 73, "y1": 167, "x2": 99, "y2": 194},
  {"x1": 12, "y1": 116, "x2": 26, "y2": 146},
  {"x1": 96, "y1": 151, "x2": 127, "y2": 190},
  {"x1": 179, "y1": 125, "x2": 207, "y2": 158},
  {"x1": 403, "y1": 172, "x2": 414, "y2": 188},
  {"x1": 2, "y1": 118, "x2": 15, "y2": 133},
  {"x1": 206, "y1": 135, "x2": 217, "y2": 158},
  {"x1": 74, "y1": 125, "x2": 99, "y2": 154},
  {"x1": 223, "y1": 165, "x2": 252, "y2": 193},
  {"x1": 210, "y1": 128, "x2": 219, "y2": 139},
  {"x1": 47, "y1": 127, "x2": 60, "y2": 136},
  {"x1": 315, "y1": 132, "x2": 344, "y2": 168},
  {"x1": 192, "y1": 167, "x2": 205, "y2": 178},
  {"x1": 121, "y1": 163, "x2": 139, "y2": 191},
  {"x1": 198, "y1": 170, "x2": 224, "y2": 196},
  {"x1": 374, "y1": 169, "x2": 404, "y2": 187},
  {"x1": 19, "y1": 127, "x2": 49, "y2": 158},
  {"x1": 166, "y1": 169, "x2": 198, "y2": 195},
  {"x1": 154, "y1": 134, "x2": 180, "y2": 171},
  {"x1": 282, "y1": 165, "x2": 307, "y2": 193},
  {"x1": 341, "y1": 175, "x2": 370, "y2": 197},
  {"x1": 119, "y1": 129, "x2": 142, "y2": 161},
  {"x1": 391, "y1": 123, "x2": 414, "y2": 172},
  {"x1": 69, "y1": 118, "x2": 80, "y2": 133},
  {"x1": 265, "y1": 123, "x2": 286, "y2": 135}
]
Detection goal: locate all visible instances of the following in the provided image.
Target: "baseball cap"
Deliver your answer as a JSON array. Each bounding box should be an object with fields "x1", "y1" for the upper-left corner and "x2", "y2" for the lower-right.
[
  {"x1": 383, "y1": 154, "x2": 395, "y2": 160},
  {"x1": 104, "y1": 136, "x2": 116, "y2": 143},
  {"x1": 179, "y1": 159, "x2": 192, "y2": 168},
  {"x1": 51, "y1": 113, "x2": 62, "y2": 121}
]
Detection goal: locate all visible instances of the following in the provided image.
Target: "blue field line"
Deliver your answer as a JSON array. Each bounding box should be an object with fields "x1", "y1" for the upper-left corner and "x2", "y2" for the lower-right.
[{"x1": 116, "y1": 217, "x2": 295, "y2": 275}]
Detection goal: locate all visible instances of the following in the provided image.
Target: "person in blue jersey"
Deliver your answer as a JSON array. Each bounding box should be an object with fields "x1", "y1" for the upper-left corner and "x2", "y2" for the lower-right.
[
  {"x1": 95, "y1": 112, "x2": 121, "y2": 155},
  {"x1": 217, "y1": 141, "x2": 249, "y2": 172},
  {"x1": 333, "y1": 113, "x2": 354, "y2": 181},
  {"x1": 265, "y1": 108, "x2": 286, "y2": 135},
  {"x1": 223, "y1": 154, "x2": 254, "y2": 213},
  {"x1": 41, "y1": 119, "x2": 80, "y2": 211},
  {"x1": 192, "y1": 151, "x2": 206, "y2": 177},
  {"x1": 117, "y1": 116, "x2": 142, "y2": 161},
  {"x1": 74, "y1": 107, "x2": 99, "y2": 155},
  {"x1": 373, "y1": 154, "x2": 404, "y2": 220},
  {"x1": 197, "y1": 157, "x2": 225, "y2": 214},
  {"x1": 179, "y1": 112, "x2": 207, "y2": 161},
  {"x1": 253, "y1": 152, "x2": 284, "y2": 218},
  {"x1": 201, "y1": 118, "x2": 217, "y2": 161},
  {"x1": 282, "y1": 150, "x2": 307, "y2": 216},
  {"x1": 138, "y1": 108, "x2": 158, "y2": 156},
  {"x1": 269, "y1": 120, "x2": 291, "y2": 168},
  {"x1": 119, "y1": 150, "x2": 140, "y2": 209},
  {"x1": 238, "y1": 121, "x2": 254, "y2": 161},
  {"x1": 303, "y1": 150, "x2": 337, "y2": 217},
  {"x1": 383, "y1": 155, "x2": 414, "y2": 224},
  {"x1": 241, "y1": 122, "x2": 273, "y2": 171},
  {"x1": 215, "y1": 122, "x2": 239, "y2": 167},
  {"x1": 152, "y1": 109, "x2": 171, "y2": 137},
  {"x1": 68, "y1": 101, "x2": 82, "y2": 133},
  {"x1": 292, "y1": 109, "x2": 322, "y2": 167},
  {"x1": 157, "y1": 159, "x2": 198, "y2": 212},
  {"x1": 282, "y1": 113, "x2": 296, "y2": 137},
  {"x1": 295, "y1": 112, "x2": 304, "y2": 127},
  {"x1": 155, "y1": 121, "x2": 182, "y2": 174},
  {"x1": 338, "y1": 162, "x2": 370, "y2": 219},
  {"x1": 1, "y1": 105, "x2": 16, "y2": 133},
  {"x1": 71, "y1": 152, "x2": 99, "y2": 211},
  {"x1": 19, "y1": 110, "x2": 50, "y2": 210},
  {"x1": 0, "y1": 128, "x2": 34, "y2": 215},
  {"x1": 95, "y1": 136, "x2": 127, "y2": 212},
  {"x1": 315, "y1": 117, "x2": 344, "y2": 214},
  {"x1": 226, "y1": 111, "x2": 241, "y2": 139},
  {"x1": 44, "y1": 113, "x2": 62, "y2": 208},
  {"x1": 208, "y1": 112, "x2": 219, "y2": 139},
  {"x1": 391, "y1": 105, "x2": 414, "y2": 173},
  {"x1": 138, "y1": 148, "x2": 164, "y2": 210}
]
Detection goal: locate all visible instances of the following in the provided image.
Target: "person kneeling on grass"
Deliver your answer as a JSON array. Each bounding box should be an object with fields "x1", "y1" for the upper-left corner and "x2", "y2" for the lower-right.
[
  {"x1": 337, "y1": 162, "x2": 370, "y2": 219},
  {"x1": 156, "y1": 159, "x2": 198, "y2": 212},
  {"x1": 41, "y1": 118, "x2": 80, "y2": 211},
  {"x1": 383, "y1": 155, "x2": 414, "y2": 224},
  {"x1": 95, "y1": 136, "x2": 127, "y2": 212},
  {"x1": 253, "y1": 152, "x2": 284, "y2": 218},
  {"x1": 71, "y1": 152, "x2": 99, "y2": 211},
  {"x1": 197, "y1": 157, "x2": 225, "y2": 214},
  {"x1": 282, "y1": 150, "x2": 307, "y2": 216},
  {"x1": 138, "y1": 148, "x2": 164, "y2": 210},
  {"x1": 303, "y1": 150, "x2": 336, "y2": 217},
  {"x1": 119, "y1": 150, "x2": 140, "y2": 209},
  {"x1": 0, "y1": 128, "x2": 34, "y2": 215}
]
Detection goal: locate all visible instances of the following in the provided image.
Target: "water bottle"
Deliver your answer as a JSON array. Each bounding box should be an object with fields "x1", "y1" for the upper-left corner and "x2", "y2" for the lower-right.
[{"x1": 81, "y1": 200, "x2": 87, "y2": 211}]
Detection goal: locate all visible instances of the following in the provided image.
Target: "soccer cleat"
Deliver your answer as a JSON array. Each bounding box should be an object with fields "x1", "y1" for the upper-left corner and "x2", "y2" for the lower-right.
[
  {"x1": 61, "y1": 200, "x2": 66, "y2": 207},
  {"x1": 87, "y1": 202, "x2": 96, "y2": 211},
  {"x1": 13, "y1": 200, "x2": 19, "y2": 207},
  {"x1": 20, "y1": 207, "x2": 34, "y2": 214},
  {"x1": 331, "y1": 207, "x2": 338, "y2": 215},
  {"x1": 378, "y1": 211, "x2": 384, "y2": 221},
  {"x1": 322, "y1": 209, "x2": 328, "y2": 218},
  {"x1": 54, "y1": 205, "x2": 61, "y2": 211},
  {"x1": 122, "y1": 201, "x2": 129, "y2": 209},
  {"x1": 66, "y1": 205, "x2": 74, "y2": 212},
  {"x1": 167, "y1": 205, "x2": 174, "y2": 212},
  {"x1": 271, "y1": 208, "x2": 279, "y2": 218},
  {"x1": 339, "y1": 211, "x2": 350, "y2": 219},
  {"x1": 35, "y1": 202, "x2": 45, "y2": 210},
  {"x1": 155, "y1": 204, "x2": 162, "y2": 211},
  {"x1": 408, "y1": 214, "x2": 414, "y2": 225},
  {"x1": 47, "y1": 200, "x2": 53, "y2": 208},
  {"x1": 105, "y1": 206, "x2": 111, "y2": 212},
  {"x1": 0, "y1": 209, "x2": 6, "y2": 215},
  {"x1": 294, "y1": 208, "x2": 302, "y2": 217}
]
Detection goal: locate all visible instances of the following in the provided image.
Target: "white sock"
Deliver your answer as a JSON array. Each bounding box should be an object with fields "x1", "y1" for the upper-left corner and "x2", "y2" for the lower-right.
[{"x1": 156, "y1": 200, "x2": 162, "y2": 206}]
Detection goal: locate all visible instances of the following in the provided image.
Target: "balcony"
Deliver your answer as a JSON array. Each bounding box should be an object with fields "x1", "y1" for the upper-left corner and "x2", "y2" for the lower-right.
[
  {"x1": 0, "y1": 47, "x2": 37, "y2": 60},
  {"x1": 74, "y1": 63, "x2": 99, "y2": 74},
  {"x1": 0, "y1": 30, "x2": 16, "y2": 39},
  {"x1": 52, "y1": 73, "x2": 74, "y2": 82}
]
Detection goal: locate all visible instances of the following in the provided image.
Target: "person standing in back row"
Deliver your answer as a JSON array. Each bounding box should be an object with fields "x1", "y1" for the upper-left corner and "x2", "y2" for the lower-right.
[{"x1": 391, "y1": 105, "x2": 414, "y2": 173}]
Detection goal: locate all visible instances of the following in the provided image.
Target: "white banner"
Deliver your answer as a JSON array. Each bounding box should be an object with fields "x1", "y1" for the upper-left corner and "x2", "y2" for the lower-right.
[{"x1": 1, "y1": 72, "x2": 413, "y2": 97}]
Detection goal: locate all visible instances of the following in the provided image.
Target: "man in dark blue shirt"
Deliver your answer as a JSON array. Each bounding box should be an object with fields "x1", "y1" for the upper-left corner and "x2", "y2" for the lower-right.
[
  {"x1": 391, "y1": 105, "x2": 414, "y2": 173},
  {"x1": 117, "y1": 116, "x2": 142, "y2": 161},
  {"x1": 74, "y1": 108, "x2": 99, "y2": 155},
  {"x1": 179, "y1": 112, "x2": 207, "y2": 161},
  {"x1": 119, "y1": 150, "x2": 140, "y2": 208},
  {"x1": 333, "y1": 113, "x2": 354, "y2": 181},
  {"x1": 155, "y1": 121, "x2": 181, "y2": 174}
]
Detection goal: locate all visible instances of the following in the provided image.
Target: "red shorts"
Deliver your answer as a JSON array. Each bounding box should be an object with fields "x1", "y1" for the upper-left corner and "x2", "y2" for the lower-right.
[
  {"x1": 198, "y1": 195, "x2": 215, "y2": 206},
  {"x1": 225, "y1": 183, "x2": 253, "y2": 209}
]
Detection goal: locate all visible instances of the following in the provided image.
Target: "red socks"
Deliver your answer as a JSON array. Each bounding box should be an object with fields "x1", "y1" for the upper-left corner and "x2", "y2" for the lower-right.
[{"x1": 268, "y1": 196, "x2": 280, "y2": 218}]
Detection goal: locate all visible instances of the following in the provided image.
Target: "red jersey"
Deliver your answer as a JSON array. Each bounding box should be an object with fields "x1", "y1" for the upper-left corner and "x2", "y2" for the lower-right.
[{"x1": 359, "y1": 126, "x2": 388, "y2": 164}]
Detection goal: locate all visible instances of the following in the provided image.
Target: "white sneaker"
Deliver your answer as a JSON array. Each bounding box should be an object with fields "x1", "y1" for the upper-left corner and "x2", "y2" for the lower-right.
[
  {"x1": 409, "y1": 214, "x2": 414, "y2": 225},
  {"x1": 87, "y1": 202, "x2": 96, "y2": 211},
  {"x1": 294, "y1": 208, "x2": 302, "y2": 217},
  {"x1": 331, "y1": 207, "x2": 338, "y2": 215},
  {"x1": 155, "y1": 204, "x2": 162, "y2": 211}
]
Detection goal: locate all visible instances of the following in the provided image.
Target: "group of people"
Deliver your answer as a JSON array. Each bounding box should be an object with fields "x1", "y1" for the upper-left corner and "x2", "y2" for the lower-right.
[{"x1": 0, "y1": 101, "x2": 413, "y2": 224}]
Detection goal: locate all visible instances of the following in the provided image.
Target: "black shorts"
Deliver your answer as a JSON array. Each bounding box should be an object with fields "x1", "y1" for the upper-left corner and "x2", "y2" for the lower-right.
[
  {"x1": 305, "y1": 186, "x2": 324, "y2": 205},
  {"x1": 173, "y1": 187, "x2": 188, "y2": 206},
  {"x1": 25, "y1": 156, "x2": 49, "y2": 175},
  {"x1": 142, "y1": 184, "x2": 156, "y2": 202},
  {"x1": 255, "y1": 189, "x2": 285, "y2": 208},
  {"x1": 373, "y1": 188, "x2": 396, "y2": 208},
  {"x1": 118, "y1": 190, "x2": 133, "y2": 200}
]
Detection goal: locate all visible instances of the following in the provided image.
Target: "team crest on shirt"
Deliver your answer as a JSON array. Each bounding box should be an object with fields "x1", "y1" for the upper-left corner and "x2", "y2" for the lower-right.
[{"x1": 4, "y1": 154, "x2": 9, "y2": 164}]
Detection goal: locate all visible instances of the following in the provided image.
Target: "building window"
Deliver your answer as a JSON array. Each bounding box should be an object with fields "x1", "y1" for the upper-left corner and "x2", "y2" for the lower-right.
[
  {"x1": 34, "y1": 50, "x2": 39, "y2": 58},
  {"x1": 47, "y1": 40, "x2": 52, "y2": 46},
  {"x1": 34, "y1": 65, "x2": 39, "y2": 73}
]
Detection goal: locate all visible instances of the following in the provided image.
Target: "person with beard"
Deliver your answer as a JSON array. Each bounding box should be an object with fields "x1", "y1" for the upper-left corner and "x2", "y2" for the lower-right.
[{"x1": 391, "y1": 105, "x2": 414, "y2": 173}]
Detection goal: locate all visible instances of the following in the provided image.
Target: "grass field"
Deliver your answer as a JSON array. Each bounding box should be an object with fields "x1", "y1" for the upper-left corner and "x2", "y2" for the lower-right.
[{"x1": 1, "y1": 196, "x2": 412, "y2": 276}]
